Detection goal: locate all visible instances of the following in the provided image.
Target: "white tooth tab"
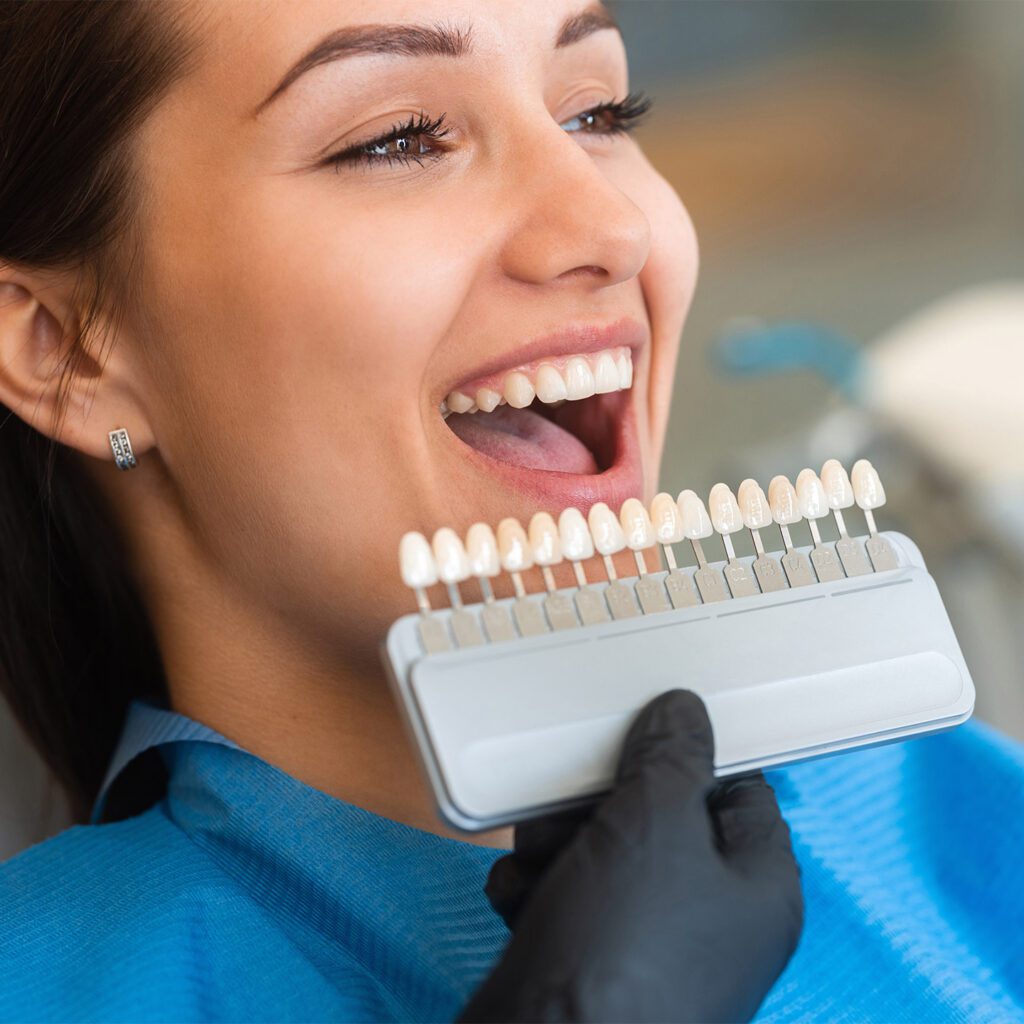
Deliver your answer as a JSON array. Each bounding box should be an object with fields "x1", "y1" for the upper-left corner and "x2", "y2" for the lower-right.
[
  {"x1": 588, "y1": 502, "x2": 626, "y2": 555},
  {"x1": 797, "y1": 469, "x2": 844, "y2": 581},
  {"x1": 466, "y1": 522, "x2": 500, "y2": 577},
  {"x1": 852, "y1": 459, "x2": 897, "y2": 571},
  {"x1": 593, "y1": 352, "x2": 620, "y2": 394},
  {"x1": 650, "y1": 492, "x2": 684, "y2": 544},
  {"x1": 558, "y1": 507, "x2": 594, "y2": 561},
  {"x1": 475, "y1": 387, "x2": 501, "y2": 413},
  {"x1": 399, "y1": 531, "x2": 438, "y2": 589},
  {"x1": 796, "y1": 469, "x2": 829, "y2": 521},
  {"x1": 709, "y1": 483, "x2": 743, "y2": 535},
  {"x1": 528, "y1": 511, "x2": 563, "y2": 566},
  {"x1": 446, "y1": 391, "x2": 474, "y2": 414},
  {"x1": 677, "y1": 489, "x2": 713, "y2": 539},
  {"x1": 496, "y1": 517, "x2": 534, "y2": 572},
  {"x1": 503, "y1": 371, "x2": 536, "y2": 409},
  {"x1": 768, "y1": 476, "x2": 801, "y2": 526},
  {"x1": 432, "y1": 527, "x2": 471, "y2": 584},
  {"x1": 852, "y1": 459, "x2": 886, "y2": 509},
  {"x1": 821, "y1": 459, "x2": 854, "y2": 509},
  {"x1": 619, "y1": 498, "x2": 655, "y2": 549},
  {"x1": 564, "y1": 356, "x2": 596, "y2": 400},
  {"x1": 616, "y1": 352, "x2": 632, "y2": 389},
  {"x1": 737, "y1": 479, "x2": 773, "y2": 531},
  {"x1": 535, "y1": 364, "x2": 568, "y2": 403},
  {"x1": 738, "y1": 479, "x2": 787, "y2": 593}
]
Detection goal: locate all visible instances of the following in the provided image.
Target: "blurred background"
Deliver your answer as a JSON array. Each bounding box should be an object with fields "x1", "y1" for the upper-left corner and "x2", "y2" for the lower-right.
[
  {"x1": 612, "y1": 0, "x2": 1024, "y2": 737},
  {"x1": 3, "y1": 1, "x2": 1022, "y2": 860}
]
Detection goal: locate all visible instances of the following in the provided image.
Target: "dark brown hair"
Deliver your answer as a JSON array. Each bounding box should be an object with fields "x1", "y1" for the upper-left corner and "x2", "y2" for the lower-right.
[{"x1": 0, "y1": 2, "x2": 200, "y2": 823}]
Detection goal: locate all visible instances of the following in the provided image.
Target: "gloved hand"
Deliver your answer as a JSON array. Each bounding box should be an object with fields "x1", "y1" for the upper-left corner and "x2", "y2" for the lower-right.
[{"x1": 457, "y1": 689, "x2": 803, "y2": 1024}]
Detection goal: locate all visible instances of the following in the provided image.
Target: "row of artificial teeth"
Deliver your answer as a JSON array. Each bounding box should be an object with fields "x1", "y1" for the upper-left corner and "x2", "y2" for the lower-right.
[
  {"x1": 441, "y1": 346, "x2": 633, "y2": 417},
  {"x1": 399, "y1": 458, "x2": 890, "y2": 593}
]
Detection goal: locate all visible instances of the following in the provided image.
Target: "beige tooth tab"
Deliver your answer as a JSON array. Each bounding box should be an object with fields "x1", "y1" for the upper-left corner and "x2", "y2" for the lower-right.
[
  {"x1": 400, "y1": 531, "x2": 438, "y2": 590},
  {"x1": 616, "y1": 352, "x2": 632, "y2": 389},
  {"x1": 709, "y1": 483, "x2": 760, "y2": 597},
  {"x1": 446, "y1": 391, "x2": 474, "y2": 414},
  {"x1": 650, "y1": 492, "x2": 699, "y2": 608},
  {"x1": 677, "y1": 490, "x2": 728, "y2": 603},
  {"x1": 593, "y1": 352, "x2": 620, "y2": 394},
  {"x1": 621, "y1": 497, "x2": 670, "y2": 614},
  {"x1": 768, "y1": 475, "x2": 815, "y2": 588},
  {"x1": 497, "y1": 517, "x2": 548, "y2": 636},
  {"x1": 564, "y1": 356, "x2": 596, "y2": 400},
  {"x1": 400, "y1": 531, "x2": 450, "y2": 653},
  {"x1": 558, "y1": 506, "x2": 610, "y2": 625},
  {"x1": 466, "y1": 522, "x2": 500, "y2": 578},
  {"x1": 738, "y1": 479, "x2": 788, "y2": 593},
  {"x1": 852, "y1": 459, "x2": 886, "y2": 509},
  {"x1": 796, "y1": 469, "x2": 844, "y2": 581},
  {"x1": 475, "y1": 387, "x2": 501, "y2": 413},
  {"x1": 503, "y1": 371, "x2": 536, "y2": 409},
  {"x1": 535, "y1": 364, "x2": 568, "y2": 403},
  {"x1": 821, "y1": 459, "x2": 872, "y2": 577},
  {"x1": 852, "y1": 459, "x2": 898, "y2": 571},
  {"x1": 588, "y1": 502, "x2": 638, "y2": 619},
  {"x1": 530, "y1": 511, "x2": 577, "y2": 630},
  {"x1": 677, "y1": 489, "x2": 713, "y2": 539},
  {"x1": 432, "y1": 527, "x2": 470, "y2": 584}
]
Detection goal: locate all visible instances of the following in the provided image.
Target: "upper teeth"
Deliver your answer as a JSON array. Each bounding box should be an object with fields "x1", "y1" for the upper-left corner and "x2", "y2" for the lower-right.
[{"x1": 442, "y1": 346, "x2": 633, "y2": 417}]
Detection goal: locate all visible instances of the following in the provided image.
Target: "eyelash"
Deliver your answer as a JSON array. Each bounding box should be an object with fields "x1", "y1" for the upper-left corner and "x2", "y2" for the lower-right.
[{"x1": 325, "y1": 89, "x2": 655, "y2": 172}]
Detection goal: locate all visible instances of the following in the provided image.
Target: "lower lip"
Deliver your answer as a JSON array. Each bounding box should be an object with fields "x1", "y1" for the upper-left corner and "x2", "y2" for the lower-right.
[{"x1": 441, "y1": 387, "x2": 644, "y2": 513}]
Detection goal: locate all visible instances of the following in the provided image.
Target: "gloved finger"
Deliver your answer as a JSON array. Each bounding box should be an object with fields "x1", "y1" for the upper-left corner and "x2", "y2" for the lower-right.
[
  {"x1": 483, "y1": 805, "x2": 594, "y2": 931},
  {"x1": 591, "y1": 689, "x2": 718, "y2": 851},
  {"x1": 710, "y1": 772, "x2": 802, "y2": 886}
]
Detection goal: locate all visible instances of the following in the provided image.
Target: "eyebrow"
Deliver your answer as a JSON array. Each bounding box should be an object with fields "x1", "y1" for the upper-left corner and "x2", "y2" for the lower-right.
[{"x1": 253, "y1": 4, "x2": 622, "y2": 117}]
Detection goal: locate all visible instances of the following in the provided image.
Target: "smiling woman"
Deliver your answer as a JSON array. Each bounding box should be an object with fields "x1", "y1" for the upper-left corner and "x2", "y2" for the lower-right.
[{"x1": 0, "y1": 1, "x2": 804, "y2": 1021}]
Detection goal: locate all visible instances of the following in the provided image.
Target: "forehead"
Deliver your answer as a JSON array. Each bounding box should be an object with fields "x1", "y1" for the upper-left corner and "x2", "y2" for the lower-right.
[{"x1": 185, "y1": 0, "x2": 615, "y2": 114}]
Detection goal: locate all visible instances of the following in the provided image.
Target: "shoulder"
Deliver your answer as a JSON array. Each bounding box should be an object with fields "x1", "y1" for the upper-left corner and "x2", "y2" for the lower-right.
[{"x1": 0, "y1": 803, "x2": 262, "y2": 1021}]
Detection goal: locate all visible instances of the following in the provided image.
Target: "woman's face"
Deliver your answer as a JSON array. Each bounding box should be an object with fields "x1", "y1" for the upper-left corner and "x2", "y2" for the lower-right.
[{"x1": 127, "y1": 0, "x2": 697, "y2": 666}]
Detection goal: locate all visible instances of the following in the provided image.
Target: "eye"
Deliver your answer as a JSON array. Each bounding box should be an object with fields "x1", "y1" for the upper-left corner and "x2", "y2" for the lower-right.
[
  {"x1": 559, "y1": 90, "x2": 654, "y2": 137},
  {"x1": 323, "y1": 111, "x2": 454, "y2": 172}
]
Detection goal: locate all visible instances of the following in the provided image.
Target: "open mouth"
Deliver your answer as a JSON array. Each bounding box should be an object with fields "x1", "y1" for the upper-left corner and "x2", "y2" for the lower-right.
[{"x1": 441, "y1": 345, "x2": 633, "y2": 476}]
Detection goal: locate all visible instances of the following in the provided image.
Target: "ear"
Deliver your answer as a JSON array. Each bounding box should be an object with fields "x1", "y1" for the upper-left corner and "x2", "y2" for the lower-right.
[{"x1": 0, "y1": 264, "x2": 155, "y2": 463}]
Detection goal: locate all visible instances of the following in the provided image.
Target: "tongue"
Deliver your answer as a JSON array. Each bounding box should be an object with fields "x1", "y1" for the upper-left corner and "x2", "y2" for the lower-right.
[{"x1": 446, "y1": 404, "x2": 598, "y2": 474}]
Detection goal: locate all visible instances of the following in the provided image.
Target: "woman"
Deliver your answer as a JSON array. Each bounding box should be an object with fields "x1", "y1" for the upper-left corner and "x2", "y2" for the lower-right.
[{"x1": 0, "y1": 2, "x2": 1020, "y2": 1022}]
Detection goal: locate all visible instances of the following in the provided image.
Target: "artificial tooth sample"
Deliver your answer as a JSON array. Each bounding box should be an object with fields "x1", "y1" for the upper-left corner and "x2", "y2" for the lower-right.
[
  {"x1": 503, "y1": 371, "x2": 535, "y2": 409},
  {"x1": 768, "y1": 476, "x2": 816, "y2": 588},
  {"x1": 709, "y1": 483, "x2": 760, "y2": 598},
  {"x1": 821, "y1": 459, "x2": 873, "y2": 577},
  {"x1": 466, "y1": 522, "x2": 516, "y2": 642},
  {"x1": 529, "y1": 511, "x2": 578, "y2": 630},
  {"x1": 738, "y1": 479, "x2": 788, "y2": 593},
  {"x1": 558, "y1": 507, "x2": 611, "y2": 625},
  {"x1": 535, "y1": 365, "x2": 568, "y2": 404},
  {"x1": 587, "y1": 502, "x2": 640, "y2": 619},
  {"x1": 796, "y1": 469, "x2": 845, "y2": 582},
  {"x1": 497, "y1": 517, "x2": 549, "y2": 636},
  {"x1": 650, "y1": 492, "x2": 700, "y2": 609},
  {"x1": 564, "y1": 357, "x2": 597, "y2": 400},
  {"x1": 678, "y1": 489, "x2": 729, "y2": 603},
  {"x1": 399, "y1": 531, "x2": 451, "y2": 653},
  {"x1": 432, "y1": 528, "x2": 485, "y2": 646},
  {"x1": 620, "y1": 498, "x2": 671, "y2": 614},
  {"x1": 852, "y1": 459, "x2": 899, "y2": 571}
]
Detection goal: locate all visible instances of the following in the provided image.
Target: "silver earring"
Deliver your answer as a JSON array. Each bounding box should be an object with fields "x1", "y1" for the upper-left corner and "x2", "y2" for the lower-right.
[{"x1": 108, "y1": 427, "x2": 138, "y2": 471}]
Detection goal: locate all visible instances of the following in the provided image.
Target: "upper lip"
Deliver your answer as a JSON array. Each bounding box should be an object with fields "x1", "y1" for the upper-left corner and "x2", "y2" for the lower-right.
[{"x1": 439, "y1": 314, "x2": 648, "y2": 399}]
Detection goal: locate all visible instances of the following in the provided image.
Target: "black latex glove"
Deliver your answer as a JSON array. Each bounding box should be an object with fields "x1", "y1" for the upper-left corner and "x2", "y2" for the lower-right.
[{"x1": 457, "y1": 689, "x2": 803, "y2": 1024}]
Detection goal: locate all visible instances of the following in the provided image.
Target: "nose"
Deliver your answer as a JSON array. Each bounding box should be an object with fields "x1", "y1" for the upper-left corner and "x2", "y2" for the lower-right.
[{"x1": 497, "y1": 116, "x2": 651, "y2": 290}]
